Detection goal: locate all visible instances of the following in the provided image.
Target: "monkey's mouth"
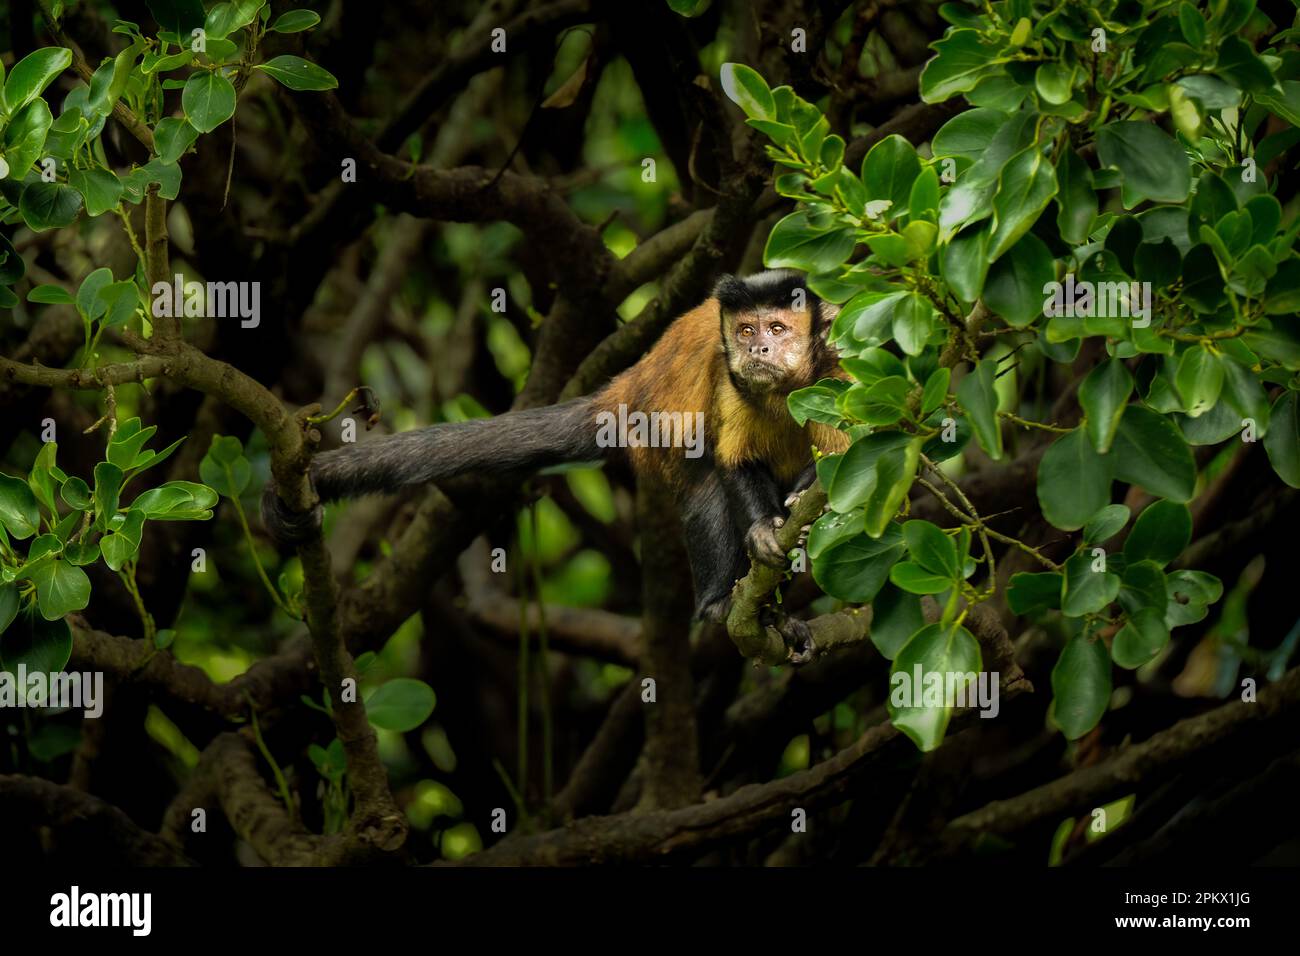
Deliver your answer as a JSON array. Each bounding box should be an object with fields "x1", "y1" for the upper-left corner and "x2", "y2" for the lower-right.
[{"x1": 743, "y1": 359, "x2": 784, "y2": 379}]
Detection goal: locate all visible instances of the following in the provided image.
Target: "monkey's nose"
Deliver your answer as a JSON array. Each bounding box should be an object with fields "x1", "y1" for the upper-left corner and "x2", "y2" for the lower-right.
[{"x1": 750, "y1": 344, "x2": 771, "y2": 355}]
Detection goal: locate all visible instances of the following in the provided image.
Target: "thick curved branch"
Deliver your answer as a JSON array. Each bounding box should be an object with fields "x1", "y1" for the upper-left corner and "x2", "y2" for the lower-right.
[{"x1": 0, "y1": 774, "x2": 192, "y2": 865}]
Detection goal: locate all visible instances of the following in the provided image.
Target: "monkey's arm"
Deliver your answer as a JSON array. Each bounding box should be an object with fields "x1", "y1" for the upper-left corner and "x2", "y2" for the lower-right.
[{"x1": 719, "y1": 461, "x2": 790, "y2": 569}]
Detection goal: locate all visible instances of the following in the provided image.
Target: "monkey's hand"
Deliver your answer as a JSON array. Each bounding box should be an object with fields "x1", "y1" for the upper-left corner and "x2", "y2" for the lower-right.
[{"x1": 745, "y1": 515, "x2": 789, "y2": 568}]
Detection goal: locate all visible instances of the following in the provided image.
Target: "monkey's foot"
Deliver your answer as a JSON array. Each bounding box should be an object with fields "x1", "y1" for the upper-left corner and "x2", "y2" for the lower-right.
[
  {"x1": 760, "y1": 608, "x2": 817, "y2": 665},
  {"x1": 745, "y1": 515, "x2": 789, "y2": 568}
]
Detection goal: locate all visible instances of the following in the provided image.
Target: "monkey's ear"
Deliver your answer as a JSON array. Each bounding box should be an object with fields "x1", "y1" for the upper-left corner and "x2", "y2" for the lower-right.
[
  {"x1": 814, "y1": 300, "x2": 838, "y2": 336},
  {"x1": 713, "y1": 273, "x2": 746, "y2": 313}
]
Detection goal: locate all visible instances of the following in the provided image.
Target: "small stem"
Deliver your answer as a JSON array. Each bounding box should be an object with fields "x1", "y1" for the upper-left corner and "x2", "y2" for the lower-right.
[
  {"x1": 247, "y1": 695, "x2": 296, "y2": 818},
  {"x1": 114, "y1": 207, "x2": 146, "y2": 271},
  {"x1": 998, "y1": 411, "x2": 1071, "y2": 434},
  {"x1": 529, "y1": 503, "x2": 553, "y2": 807},
  {"x1": 118, "y1": 561, "x2": 156, "y2": 645},
  {"x1": 224, "y1": 463, "x2": 296, "y2": 617},
  {"x1": 515, "y1": 539, "x2": 530, "y2": 808}
]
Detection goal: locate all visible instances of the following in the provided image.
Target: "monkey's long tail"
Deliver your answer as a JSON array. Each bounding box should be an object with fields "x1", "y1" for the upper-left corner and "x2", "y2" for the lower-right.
[{"x1": 261, "y1": 396, "x2": 603, "y2": 545}]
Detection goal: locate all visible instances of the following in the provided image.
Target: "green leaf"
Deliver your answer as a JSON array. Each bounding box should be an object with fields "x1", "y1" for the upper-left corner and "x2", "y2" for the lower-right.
[
  {"x1": 806, "y1": 508, "x2": 864, "y2": 559},
  {"x1": 1178, "y1": 3, "x2": 1206, "y2": 46},
  {"x1": 889, "y1": 561, "x2": 953, "y2": 594},
  {"x1": 100, "y1": 509, "x2": 145, "y2": 570},
  {"x1": 270, "y1": 9, "x2": 321, "y2": 33},
  {"x1": 19, "y1": 182, "x2": 83, "y2": 231},
  {"x1": 0, "y1": 583, "x2": 18, "y2": 635},
  {"x1": 940, "y1": 223, "x2": 991, "y2": 301},
  {"x1": 182, "y1": 71, "x2": 236, "y2": 133},
  {"x1": 909, "y1": 166, "x2": 940, "y2": 221},
  {"x1": 76, "y1": 268, "x2": 114, "y2": 321},
  {"x1": 1126, "y1": 499, "x2": 1193, "y2": 571},
  {"x1": 921, "y1": 367, "x2": 949, "y2": 416},
  {"x1": 988, "y1": 147, "x2": 1058, "y2": 261},
  {"x1": 2, "y1": 48, "x2": 73, "y2": 115},
  {"x1": 365, "y1": 678, "x2": 437, "y2": 732},
  {"x1": 1174, "y1": 344, "x2": 1224, "y2": 418},
  {"x1": 983, "y1": 233, "x2": 1054, "y2": 327},
  {"x1": 1035, "y1": 62, "x2": 1076, "y2": 105},
  {"x1": 108, "y1": 421, "x2": 157, "y2": 470},
  {"x1": 153, "y1": 116, "x2": 200, "y2": 164},
  {"x1": 892, "y1": 293, "x2": 935, "y2": 356},
  {"x1": 868, "y1": 584, "x2": 924, "y2": 660},
  {"x1": 92, "y1": 461, "x2": 124, "y2": 530},
  {"x1": 955, "y1": 358, "x2": 1002, "y2": 460},
  {"x1": 1095, "y1": 122, "x2": 1192, "y2": 208},
  {"x1": 1112, "y1": 607, "x2": 1170, "y2": 670},
  {"x1": 764, "y1": 210, "x2": 855, "y2": 273},
  {"x1": 1079, "y1": 359, "x2": 1134, "y2": 454},
  {"x1": 67, "y1": 167, "x2": 123, "y2": 217},
  {"x1": 902, "y1": 519, "x2": 960, "y2": 579},
  {"x1": 200, "y1": 436, "x2": 251, "y2": 497},
  {"x1": 1215, "y1": 35, "x2": 1273, "y2": 93},
  {"x1": 60, "y1": 477, "x2": 91, "y2": 510},
  {"x1": 1055, "y1": 149, "x2": 1096, "y2": 245},
  {"x1": 131, "y1": 480, "x2": 218, "y2": 518},
  {"x1": 919, "y1": 29, "x2": 999, "y2": 102},
  {"x1": 1037, "y1": 428, "x2": 1115, "y2": 532},
  {"x1": 146, "y1": 0, "x2": 207, "y2": 37},
  {"x1": 1050, "y1": 634, "x2": 1111, "y2": 739},
  {"x1": 1165, "y1": 569, "x2": 1222, "y2": 628},
  {"x1": 810, "y1": 524, "x2": 904, "y2": 603},
  {"x1": 1119, "y1": 559, "x2": 1167, "y2": 615},
  {"x1": 787, "y1": 380, "x2": 848, "y2": 427},
  {"x1": 1061, "y1": 551, "x2": 1120, "y2": 617},
  {"x1": 861, "y1": 135, "x2": 920, "y2": 219},
  {"x1": 256, "y1": 55, "x2": 339, "y2": 92},
  {"x1": 931, "y1": 107, "x2": 1006, "y2": 162},
  {"x1": 1083, "y1": 504, "x2": 1130, "y2": 545},
  {"x1": 864, "y1": 436, "x2": 921, "y2": 537},
  {"x1": 1007, "y1": 571, "x2": 1063, "y2": 615},
  {"x1": 27, "y1": 284, "x2": 75, "y2": 304},
  {"x1": 3, "y1": 98, "x2": 54, "y2": 181},
  {"x1": 0, "y1": 606, "x2": 72, "y2": 676},
  {"x1": 0, "y1": 473, "x2": 41, "y2": 539},
  {"x1": 887, "y1": 622, "x2": 982, "y2": 752},
  {"x1": 1111, "y1": 405, "x2": 1196, "y2": 502},
  {"x1": 27, "y1": 441, "x2": 59, "y2": 514},
  {"x1": 27, "y1": 553, "x2": 91, "y2": 620},
  {"x1": 1263, "y1": 391, "x2": 1300, "y2": 488},
  {"x1": 938, "y1": 112, "x2": 1036, "y2": 236},
  {"x1": 205, "y1": 0, "x2": 262, "y2": 40}
]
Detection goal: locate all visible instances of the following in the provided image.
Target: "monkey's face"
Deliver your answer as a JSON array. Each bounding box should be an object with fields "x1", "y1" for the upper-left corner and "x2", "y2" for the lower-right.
[{"x1": 725, "y1": 308, "x2": 813, "y2": 392}]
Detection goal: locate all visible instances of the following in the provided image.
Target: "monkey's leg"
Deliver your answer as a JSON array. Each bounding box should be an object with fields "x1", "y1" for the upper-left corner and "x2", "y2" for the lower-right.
[
  {"x1": 680, "y1": 472, "x2": 748, "y2": 625},
  {"x1": 714, "y1": 465, "x2": 817, "y2": 664}
]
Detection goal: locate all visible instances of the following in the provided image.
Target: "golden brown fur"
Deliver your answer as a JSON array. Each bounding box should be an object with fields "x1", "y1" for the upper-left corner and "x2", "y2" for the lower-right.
[{"x1": 594, "y1": 298, "x2": 849, "y2": 486}]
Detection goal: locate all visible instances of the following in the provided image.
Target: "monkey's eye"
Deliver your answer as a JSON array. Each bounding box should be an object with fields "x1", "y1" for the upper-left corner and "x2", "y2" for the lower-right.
[
  {"x1": 739, "y1": 325, "x2": 755, "y2": 336},
  {"x1": 770, "y1": 324, "x2": 786, "y2": 335}
]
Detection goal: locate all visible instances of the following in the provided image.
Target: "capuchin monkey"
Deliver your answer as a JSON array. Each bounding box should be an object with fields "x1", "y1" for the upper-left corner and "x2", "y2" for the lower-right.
[{"x1": 263, "y1": 269, "x2": 849, "y2": 662}]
